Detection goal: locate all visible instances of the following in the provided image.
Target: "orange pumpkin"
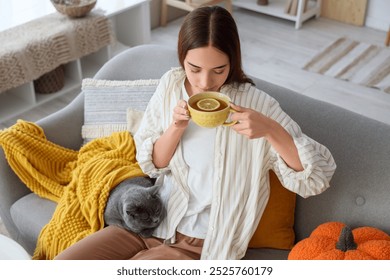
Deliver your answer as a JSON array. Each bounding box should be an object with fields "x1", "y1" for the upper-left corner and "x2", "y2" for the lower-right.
[{"x1": 288, "y1": 221, "x2": 390, "y2": 260}]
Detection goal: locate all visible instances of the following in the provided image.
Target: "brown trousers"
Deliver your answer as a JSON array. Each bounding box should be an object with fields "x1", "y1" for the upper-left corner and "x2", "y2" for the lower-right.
[{"x1": 54, "y1": 226, "x2": 204, "y2": 260}]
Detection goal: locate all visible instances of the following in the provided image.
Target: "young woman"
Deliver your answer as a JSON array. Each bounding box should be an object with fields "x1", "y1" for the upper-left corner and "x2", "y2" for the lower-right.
[{"x1": 55, "y1": 6, "x2": 336, "y2": 260}]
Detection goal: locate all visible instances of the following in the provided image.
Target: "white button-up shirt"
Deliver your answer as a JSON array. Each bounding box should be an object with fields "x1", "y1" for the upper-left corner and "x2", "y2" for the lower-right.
[{"x1": 134, "y1": 68, "x2": 336, "y2": 259}]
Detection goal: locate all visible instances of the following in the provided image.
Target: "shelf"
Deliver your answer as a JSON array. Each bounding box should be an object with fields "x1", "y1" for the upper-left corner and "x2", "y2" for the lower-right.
[
  {"x1": 81, "y1": 48, "x2": 110, "y2": 78},
  {"x1": 35, "y1": 77, "x2": 81, "y2": 104},
  {"x1": 108, "y1": 3, "x2": 151, "y2": 47},
  {"x1": 0, "y1": 84, "x2": 36, "y2": 120},
  {"x1": 0, "y1": 0, "x2": 151, "y2": 123},
  {"x1": 233, "y1": 0, "x2": 321, "y2": 29},
  {"x1": 35, "y1": 61, "x2": 82, "y2": 104}
]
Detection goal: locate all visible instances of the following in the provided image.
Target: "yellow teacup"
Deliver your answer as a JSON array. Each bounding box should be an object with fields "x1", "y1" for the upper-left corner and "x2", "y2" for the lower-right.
[{"x1": 188, "y1": 91, "x2": 237, "y2": 128}]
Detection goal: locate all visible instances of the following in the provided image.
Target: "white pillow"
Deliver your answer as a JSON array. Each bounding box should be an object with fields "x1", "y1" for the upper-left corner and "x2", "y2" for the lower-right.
[
  {"x1": 126, "y1": 108, "x2": 144, "y2": 136},
  {"x1": 81, "y1": 78, "x2": 159, "y2": 142}
]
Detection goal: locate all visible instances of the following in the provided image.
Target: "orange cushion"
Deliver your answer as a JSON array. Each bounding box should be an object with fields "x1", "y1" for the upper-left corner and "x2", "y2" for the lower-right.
[{"x1": 248, "y1": 170, "x2": 296, "y2": 249}]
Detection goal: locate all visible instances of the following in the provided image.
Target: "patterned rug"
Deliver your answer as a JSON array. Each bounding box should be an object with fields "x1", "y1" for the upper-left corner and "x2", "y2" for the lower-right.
[{"x1": 303, "y1": 37, "x2": 390, "y2": 94}]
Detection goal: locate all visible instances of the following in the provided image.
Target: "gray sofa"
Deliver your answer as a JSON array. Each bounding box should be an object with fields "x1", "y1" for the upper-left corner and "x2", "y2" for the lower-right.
[{"x1": 1, "y1": 44, "x2": 389, "y2": 259}]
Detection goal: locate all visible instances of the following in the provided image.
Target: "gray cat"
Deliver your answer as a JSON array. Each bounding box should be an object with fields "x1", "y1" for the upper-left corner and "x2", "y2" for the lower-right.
[{"x1": 104, "y1": 177, "x2": 165, "y2": 238}]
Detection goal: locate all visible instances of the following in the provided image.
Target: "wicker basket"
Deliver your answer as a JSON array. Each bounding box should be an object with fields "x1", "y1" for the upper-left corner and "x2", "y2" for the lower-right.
[
  {"x1": 33, "y1": 65, "x2": 65, "y2": 94},
  {"x1": 51, "y1": 0, "x2": 97, "y2": 18},
  {"x1": 257, "y1": 0, "x2": 268, "y2": 5}
]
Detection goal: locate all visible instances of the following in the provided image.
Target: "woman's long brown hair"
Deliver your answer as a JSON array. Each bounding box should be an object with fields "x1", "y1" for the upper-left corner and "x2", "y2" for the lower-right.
[{"x1": 177, "y1": 6, "x2": 254, "y2": 85}]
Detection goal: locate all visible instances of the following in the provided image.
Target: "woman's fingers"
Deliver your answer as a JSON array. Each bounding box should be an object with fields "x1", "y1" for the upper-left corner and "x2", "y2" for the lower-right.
[
  {"x1": 230, "y1": 102, "x2": 244, "y2": 112},
  {"x1": 173, "y1": 100, "x2": 190, "y2": 127},
  {"x1": 173, "y1": 100, "x2": 189, "y2": 118}
]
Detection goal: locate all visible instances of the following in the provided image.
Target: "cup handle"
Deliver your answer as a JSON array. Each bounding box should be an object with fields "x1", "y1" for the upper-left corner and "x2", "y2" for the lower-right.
[{"x1": 223, "y1": 108, "x2": 237, "y2": 126}]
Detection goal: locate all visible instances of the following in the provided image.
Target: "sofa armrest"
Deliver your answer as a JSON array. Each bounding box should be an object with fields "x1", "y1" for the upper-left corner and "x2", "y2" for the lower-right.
[
  {"x1": 0, "y1": 89, "x2": 84, "y2": 240},
  {"x1": 36, "y1": 91, "x2": 85, "y2": 150},
  {"x1": 0, "y1": 149, "x2": 32, "y2": 238}
]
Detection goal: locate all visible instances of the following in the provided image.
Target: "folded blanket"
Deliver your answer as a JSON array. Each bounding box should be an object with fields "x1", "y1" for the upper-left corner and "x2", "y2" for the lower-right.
[{"x1": 0, "y1": 120, "x2": 145, "y2": 259}]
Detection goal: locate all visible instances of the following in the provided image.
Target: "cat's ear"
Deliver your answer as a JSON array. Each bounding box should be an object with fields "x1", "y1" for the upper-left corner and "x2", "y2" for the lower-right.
[{"x1": 149, "y1": 185, "x2": 159, "y2": 196}]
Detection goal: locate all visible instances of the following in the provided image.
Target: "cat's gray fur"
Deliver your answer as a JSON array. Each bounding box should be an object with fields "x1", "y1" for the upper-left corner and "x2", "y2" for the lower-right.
[{"x1": 104, "y1": 177, "x2": 165, "y2": 238}]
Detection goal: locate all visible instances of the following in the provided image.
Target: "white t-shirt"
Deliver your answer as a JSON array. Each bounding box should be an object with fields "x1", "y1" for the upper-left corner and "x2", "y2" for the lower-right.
[
  {"x1": 177, "y1": 84, "x2": 215, "y2": 239},
  {"x1": 157, "y1": 83, "x2": 215, "y2": 239}
]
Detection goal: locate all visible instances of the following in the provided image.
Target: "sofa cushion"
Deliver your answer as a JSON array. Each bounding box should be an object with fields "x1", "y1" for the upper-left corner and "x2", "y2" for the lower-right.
[
  {"x1": 10, "y1": 193, "x2": 56, "y2": 255},
  {"x1": 81, "y1": 78, "x2": 159, "y2": 142},
  {"x1": 248, "y1": 171, "x2": 296, "y2": 250},
  {"x1": 127, "y1": 108, "x2": 145, "y2": 136}
]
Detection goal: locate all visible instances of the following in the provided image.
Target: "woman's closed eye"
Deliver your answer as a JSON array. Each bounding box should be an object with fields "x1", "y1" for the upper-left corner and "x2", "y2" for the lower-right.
[
  {"x1": 189, "y1": 65, "x2": 201, "y2": 73},
  {"x1": 214, "y1": 69, "x2": 225, "y2": 75},
  {"x1": 189, "y1": 66, "x2": 226, "y2": 75}
]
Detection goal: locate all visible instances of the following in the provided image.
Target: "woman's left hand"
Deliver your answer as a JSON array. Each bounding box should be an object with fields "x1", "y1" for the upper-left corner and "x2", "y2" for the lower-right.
[
  {"x1": 230, "y1": 103, "x2": 274, "y2": 139},
  {"x1": 230, "y1": 104, "x2": 303, "y2": 171}
]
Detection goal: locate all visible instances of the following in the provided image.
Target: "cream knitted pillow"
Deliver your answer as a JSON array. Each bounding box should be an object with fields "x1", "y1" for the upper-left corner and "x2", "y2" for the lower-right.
[{"x1": 81, "y1": 78, "x2": 159, "y2": 142}]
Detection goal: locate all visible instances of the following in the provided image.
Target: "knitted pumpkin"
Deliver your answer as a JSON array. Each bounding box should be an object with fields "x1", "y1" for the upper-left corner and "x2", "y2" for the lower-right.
[{"x1": 288, "y1": 222, "x2": 390, "y2": 260}]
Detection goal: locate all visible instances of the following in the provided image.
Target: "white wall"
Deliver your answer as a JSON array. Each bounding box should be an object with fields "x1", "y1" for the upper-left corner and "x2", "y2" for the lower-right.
[{"x1": 365, "y1": 0, "x2": 390, "y2": 31}]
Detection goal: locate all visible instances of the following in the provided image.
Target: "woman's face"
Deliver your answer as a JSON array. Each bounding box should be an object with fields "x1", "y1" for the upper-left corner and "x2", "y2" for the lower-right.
[{"x1": 184, "y1": 45, "x2": 230, "y2": 96}]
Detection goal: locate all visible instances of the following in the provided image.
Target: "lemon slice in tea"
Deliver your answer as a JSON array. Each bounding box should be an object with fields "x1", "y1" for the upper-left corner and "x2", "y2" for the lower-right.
[{"x1": 196, "y1": 98, "x2": 220, "y2": 111}]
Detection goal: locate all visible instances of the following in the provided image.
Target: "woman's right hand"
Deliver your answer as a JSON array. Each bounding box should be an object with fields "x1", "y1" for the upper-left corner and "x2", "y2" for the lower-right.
[
  {"x1": 152, "y1": 100, "x2": 190, "y2": 168},
  {"x1": 172, "y1": 99, "x2": 190, "y2": 129}
]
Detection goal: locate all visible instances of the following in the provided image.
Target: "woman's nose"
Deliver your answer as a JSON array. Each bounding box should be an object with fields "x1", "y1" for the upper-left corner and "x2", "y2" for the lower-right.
[{"x1": 199, "y1": 74, "x2": 213, "y2": 90}]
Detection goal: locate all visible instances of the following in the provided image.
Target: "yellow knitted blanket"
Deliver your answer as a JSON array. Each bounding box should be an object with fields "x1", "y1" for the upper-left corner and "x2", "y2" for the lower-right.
[{"x1": 0, "y1": 120, "x2": 145, "y2": 259}]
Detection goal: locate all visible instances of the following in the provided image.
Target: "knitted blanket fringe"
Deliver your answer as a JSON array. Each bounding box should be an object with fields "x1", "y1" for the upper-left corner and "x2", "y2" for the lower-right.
[{"x1": 0, "y1": 120, "x2": 145, "y2": 259}]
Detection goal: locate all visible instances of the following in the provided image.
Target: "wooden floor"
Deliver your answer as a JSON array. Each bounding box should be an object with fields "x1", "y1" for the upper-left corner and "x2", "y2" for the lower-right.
[{"x1": 1, "y1": 7, "x2": 389, "y2": 130}]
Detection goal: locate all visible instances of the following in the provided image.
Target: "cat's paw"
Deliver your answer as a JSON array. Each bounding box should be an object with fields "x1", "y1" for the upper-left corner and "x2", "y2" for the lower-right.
[{"x1": 139, "y1": 228, "x2": 154, "y2": 238}]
